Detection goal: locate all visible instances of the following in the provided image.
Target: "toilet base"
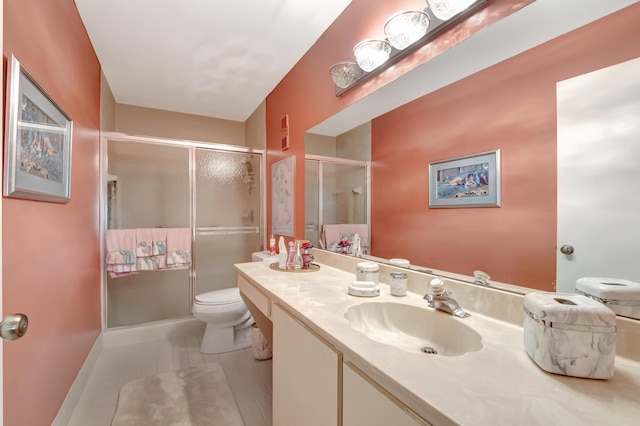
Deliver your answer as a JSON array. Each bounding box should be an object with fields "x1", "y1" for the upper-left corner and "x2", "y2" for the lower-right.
[{"x1": 199, "y1": 316, "x2": 253, "y2": 354}]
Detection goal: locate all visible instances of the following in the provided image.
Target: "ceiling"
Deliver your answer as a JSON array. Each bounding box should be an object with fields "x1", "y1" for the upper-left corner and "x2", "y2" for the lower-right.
[{"x1": 75, "y1": 0, "x2": 352, "y2": 122}]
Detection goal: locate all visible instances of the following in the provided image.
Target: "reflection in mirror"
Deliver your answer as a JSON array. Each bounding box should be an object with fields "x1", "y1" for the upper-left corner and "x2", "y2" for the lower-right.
[
  {"x1": 305, "y1": 123, "x2": 371, "y2": 253},
  {"x1": 303, "y1": 4, "x2": 640, "y2": 320}
]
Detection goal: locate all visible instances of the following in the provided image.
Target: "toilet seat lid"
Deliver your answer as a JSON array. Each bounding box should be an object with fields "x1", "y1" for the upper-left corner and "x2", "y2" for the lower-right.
[{"x1": 195, "y1": 287, "x2": 242, "y2": 305}]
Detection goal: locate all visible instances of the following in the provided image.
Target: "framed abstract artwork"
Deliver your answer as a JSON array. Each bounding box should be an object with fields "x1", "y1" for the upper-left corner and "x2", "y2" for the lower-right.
[
  {"x1": 4, "y1": 55, "x2": 73, "y2": 203},
  {"x1": 272, "y1": 156, "x2": 294, "y2": 236}
]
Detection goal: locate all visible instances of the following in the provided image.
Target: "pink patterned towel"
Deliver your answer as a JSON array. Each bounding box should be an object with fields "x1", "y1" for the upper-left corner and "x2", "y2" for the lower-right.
[
  {"x1": 106, "y1": 229, "x2": 138, "y2": 278},
  {"x1": 322, "y1": 224, "x2": 369, "y2": 254},
  {"x1": 166, "y1": 228, "x2": 192, "y2": 268},
  {"x1": 152, "y1": 228, "x2": 167, "y2": 256},
  {"x1": 135, "y1": 228, "x2": 154, "y2": 257}
]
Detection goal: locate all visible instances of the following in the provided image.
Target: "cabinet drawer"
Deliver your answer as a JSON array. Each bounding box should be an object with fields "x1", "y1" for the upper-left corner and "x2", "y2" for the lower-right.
[{"x1": 238, "y1": 274, "x2": 270, "y2": 317}]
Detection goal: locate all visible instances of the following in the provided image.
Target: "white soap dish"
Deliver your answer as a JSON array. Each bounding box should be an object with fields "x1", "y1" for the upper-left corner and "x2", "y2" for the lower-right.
[{"x1": 348, "y1": 281, "x2": 380, "y2": 297}]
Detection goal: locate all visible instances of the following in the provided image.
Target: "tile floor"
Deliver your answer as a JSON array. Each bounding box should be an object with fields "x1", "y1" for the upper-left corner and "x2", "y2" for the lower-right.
[{"x1": 68, "y1": 320, "x2": 272, "y2": 426}]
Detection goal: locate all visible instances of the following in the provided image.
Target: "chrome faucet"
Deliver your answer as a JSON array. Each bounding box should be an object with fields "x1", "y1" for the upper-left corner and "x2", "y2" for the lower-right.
[{"x1": 423, "y1": 278, "x2": 469, "y2": 318}]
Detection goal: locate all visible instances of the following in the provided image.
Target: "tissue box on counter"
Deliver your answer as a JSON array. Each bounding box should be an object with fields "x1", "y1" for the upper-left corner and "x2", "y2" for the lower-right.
[
  {"x1": 523, "y1": 292, "x2": 616, "y2": 379},
  {"x1": 576, "y1": 277, "x2": 640, "y2": 320}
]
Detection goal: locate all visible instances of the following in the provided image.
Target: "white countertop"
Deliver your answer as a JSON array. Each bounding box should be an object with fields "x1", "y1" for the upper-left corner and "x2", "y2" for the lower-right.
[{"x1": 235, "y1": 261, "x2": 640, "y2": 426}]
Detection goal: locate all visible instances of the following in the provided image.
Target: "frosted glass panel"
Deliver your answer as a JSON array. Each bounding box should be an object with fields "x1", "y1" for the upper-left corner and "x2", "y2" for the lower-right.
[
  {"x1": 323, "y1": 163, "x2": 367, "y2": 225},
  {"x1": 195, "y1": 149, "x2": 262, "y2": 295},
  {"x1": 107, "y1": 141, "x2": 190, "y2": 228},
  {"x1": 105, "y1": 141, "x2": 264, "y2": 327},
  {"x1": 305, "y1": 160, "x2": 320, "y2": 246},
  {"x1": 107, "y1": 270, "x2": 191, "y2": 327},
  {"x1": 196, "y1": 150, "x2": 261, "y2": 228},
  {"x1": 195, "y1": 233, "x2": 261, "y2": 294},
  {"x1": 106, "y1": 141, "x2": 191, "y2": 327}
]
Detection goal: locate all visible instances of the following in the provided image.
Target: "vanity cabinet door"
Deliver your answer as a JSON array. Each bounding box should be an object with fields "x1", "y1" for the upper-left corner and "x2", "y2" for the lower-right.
[
  {"x1": 272, "y1": 303, "x2": 341, "y2": 426},
  {"x1": 343, "y1": 362, "x2": 430, "y2": 426}
]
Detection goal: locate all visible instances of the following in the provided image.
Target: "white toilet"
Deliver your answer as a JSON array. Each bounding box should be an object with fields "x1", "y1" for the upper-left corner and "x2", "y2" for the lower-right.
[{"x1": 192, "y1": 287, "x2": 253, "y2": 354}]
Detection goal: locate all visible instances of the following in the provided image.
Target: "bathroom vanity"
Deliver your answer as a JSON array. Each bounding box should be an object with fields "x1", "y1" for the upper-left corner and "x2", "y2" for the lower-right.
[{"x1": 235, "y1": 252, "x2": 640, "y2": 425}]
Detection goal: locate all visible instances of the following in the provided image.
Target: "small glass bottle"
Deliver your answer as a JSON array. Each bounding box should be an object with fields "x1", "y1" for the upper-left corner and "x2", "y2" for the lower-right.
[
  {"x1": 269, "y1": 234, "x2": 276, "y2": 255},
  {"x1": 293, "y1": 241, "x2": 303, "y2": 270},
  {"x1": 286, "y1": 241, "x2": 296, "y2": 269}
]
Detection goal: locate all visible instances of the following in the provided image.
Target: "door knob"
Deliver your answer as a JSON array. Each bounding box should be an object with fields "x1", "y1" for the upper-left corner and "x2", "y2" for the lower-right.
[
  {"x1": 560, "y1": 245, "x2": 574, "y2": 255},
  {"x1": 0, "y1": 313, "x2": 28, "y2": 341}
]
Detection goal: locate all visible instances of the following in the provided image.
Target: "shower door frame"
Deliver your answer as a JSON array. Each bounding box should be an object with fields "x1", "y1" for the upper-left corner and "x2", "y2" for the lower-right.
[
  {"x1": 305, "y1": 154, "x2": 371, "y2": 248},
  {"x1": 99, "y1": 132, "x2": 265, "y2": 331}
]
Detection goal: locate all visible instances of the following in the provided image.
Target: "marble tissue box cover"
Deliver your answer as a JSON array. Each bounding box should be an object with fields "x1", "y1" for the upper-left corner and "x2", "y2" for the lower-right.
[
  {"x1": 576, "y1": 277, "x2": 640, "y2": 320},
  {"x1": 523, "y1": 292, "x2": 616, "y2": 379}
]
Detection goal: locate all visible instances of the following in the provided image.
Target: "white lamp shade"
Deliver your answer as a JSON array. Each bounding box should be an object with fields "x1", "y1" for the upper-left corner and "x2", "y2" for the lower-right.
[
  {"x1": 427, "y1": 0, "x2": 476, "y2": 21},
  {"x1": 353, "y1": 39, "x2": 392, "y2": 72},
  {"x1": 330, "y1": 62, "x2": 362, "y2": 89},
  {"x1": 384, "y1": 10, "x2": 430, "y2": 50}
]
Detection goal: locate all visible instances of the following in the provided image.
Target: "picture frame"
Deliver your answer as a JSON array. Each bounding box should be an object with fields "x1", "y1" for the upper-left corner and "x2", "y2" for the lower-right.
[
  {"x1": 3, "y1": 54, "x2": 73, "y2": 203},
  {"x1": 429, "y1": 149, "x2": 501, "y2": 208},
  {"x1": 272, "y1": 155, "x2": 295, "y2": 236}
]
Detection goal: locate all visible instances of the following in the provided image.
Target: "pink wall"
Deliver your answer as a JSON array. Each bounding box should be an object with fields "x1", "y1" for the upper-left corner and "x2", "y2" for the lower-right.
[
  {"x1": 3, "y1": 0, "x2": 101, "y2": 424},
  {"x1": 265, "y1": 0, "x2": 529, "y2": 243},
  {"x1": 371, "y1": 4, "x2": 640, "y2": 290}
]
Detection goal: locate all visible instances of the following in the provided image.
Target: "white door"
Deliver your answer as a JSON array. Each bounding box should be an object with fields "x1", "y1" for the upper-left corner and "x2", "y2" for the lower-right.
[
  {"x1": 1, "y1": 3, "x2": 5, "y2": 423},
  {"x1": 0, "y1": 4, "x2": 29, "y2": 423},
  {"x1": 557, "y1": 56, "x2": 640, "y2": 293}
]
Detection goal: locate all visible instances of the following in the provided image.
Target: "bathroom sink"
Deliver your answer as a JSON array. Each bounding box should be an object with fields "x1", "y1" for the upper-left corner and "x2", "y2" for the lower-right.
[{"x1": 345, "y1": 302, "x2": 482, "y2": 356}]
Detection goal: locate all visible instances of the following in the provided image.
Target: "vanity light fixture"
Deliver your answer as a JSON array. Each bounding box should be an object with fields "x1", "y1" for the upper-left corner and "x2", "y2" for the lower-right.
[
  {"x1": 353, "y1": 39, "x2": 392, "y2": 72},
  {"x1": 330, "y1": 0, "x2": 486, "y2": 95},
  {"x1": 427, "y1": 0, "x2": 479, "y2": 21},
  {"x1": 384, "y1": 10, "x2": 430, "y2": 50},
  {"x1": 330, "y1": 62, "x2": 365, "y2": 89}
]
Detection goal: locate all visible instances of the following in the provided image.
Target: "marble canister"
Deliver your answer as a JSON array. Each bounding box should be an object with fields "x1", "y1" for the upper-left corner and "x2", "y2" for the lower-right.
[
  {"x1": 356, "y1": 262, "x2": 379, "y2": 284},
  {"x1": 389, "y1": 272, "x2": 408, "y2": 296},
  {"x1": 576, "y1": 277, "x2": 640, "y2": 320},
  {"x1": 523, "y1": 292, "x2": 616, "y2": 379}
]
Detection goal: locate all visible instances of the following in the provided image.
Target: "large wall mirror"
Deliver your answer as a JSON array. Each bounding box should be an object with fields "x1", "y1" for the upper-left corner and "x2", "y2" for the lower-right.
[{"x1": 304, "y1": 1, "x2": 640, "y2": 319}]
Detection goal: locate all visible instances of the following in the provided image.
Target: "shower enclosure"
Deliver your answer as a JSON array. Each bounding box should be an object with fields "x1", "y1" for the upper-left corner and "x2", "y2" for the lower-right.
[
  {"x1": 102, "y1": 134, "x2": 263, "y2": 328},
  {"x1": 305, "y1": 155, "x2": 369, "y2": 248}
]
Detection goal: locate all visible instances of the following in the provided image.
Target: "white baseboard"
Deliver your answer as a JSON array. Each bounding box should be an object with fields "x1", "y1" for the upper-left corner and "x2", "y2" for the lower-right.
[{"x1": 52, "y1": 333, "x2": 104, "y2": 426}]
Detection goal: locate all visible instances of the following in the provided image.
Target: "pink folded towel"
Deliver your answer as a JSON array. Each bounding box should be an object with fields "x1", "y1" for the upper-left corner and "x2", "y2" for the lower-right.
[
  {"x1": 322, "y1": 224, "x2": 341, "y2": 250},
  {"x1": 166, "y1": 228, "x2": 192, "y2": 268},
  {"x1": 347, "y1": 224, "x2": 369, "y2": 252},
  {"x1": 136, "y1": 228, "x2": 154, "y2": 257},
  {"x1": 152, "y1": 228, "x2": 167, "y2": 256},
  {"x1": 322, "y1": 224, "x2": 369, "y2": 254},
  {"x1": 106, "y1": 229, "x2": 138, "y2": 278}
]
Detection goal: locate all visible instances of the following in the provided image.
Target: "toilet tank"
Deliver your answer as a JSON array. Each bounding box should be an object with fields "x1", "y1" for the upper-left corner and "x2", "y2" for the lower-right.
[{"x1": 251, "y1": 251, "x2": 279, "y2": 263}]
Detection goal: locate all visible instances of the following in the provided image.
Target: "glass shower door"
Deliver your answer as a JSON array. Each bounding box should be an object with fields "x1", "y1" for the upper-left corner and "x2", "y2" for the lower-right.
[
  {"x1": 305, "y1": 157, "x2": 368, "y2": 250},
  {"x1": 194, "y1": 149, "x2": 262, "y2": 295},
  {"x1": 305, "y1": 160, "x2": 320, "y2": 247},
  {"x1": 106, "y1": 140, "x2": 191, "y2": 328},
  {"x1": 322, "y1": 162, "x2": 368, "y2": 226}
]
